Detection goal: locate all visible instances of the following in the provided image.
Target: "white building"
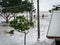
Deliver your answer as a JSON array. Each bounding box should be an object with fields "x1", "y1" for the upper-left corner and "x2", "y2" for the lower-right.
[{"x1": 47, "y1": 5, "x2": 60, "y2": 45}]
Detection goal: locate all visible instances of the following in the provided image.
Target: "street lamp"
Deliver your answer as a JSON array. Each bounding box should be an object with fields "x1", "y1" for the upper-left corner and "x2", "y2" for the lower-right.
[{"x1": 37, "y1": 0, "x2": 40, "y2": 39}]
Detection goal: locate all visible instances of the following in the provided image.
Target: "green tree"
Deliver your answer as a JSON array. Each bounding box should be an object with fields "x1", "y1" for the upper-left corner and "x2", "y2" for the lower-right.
[
  {"x1": 0, "y1": 0, "x2": 34, "y2": 23},
  {"x1": 9, "y1": 16, "x2": 34, "y2": 45}
]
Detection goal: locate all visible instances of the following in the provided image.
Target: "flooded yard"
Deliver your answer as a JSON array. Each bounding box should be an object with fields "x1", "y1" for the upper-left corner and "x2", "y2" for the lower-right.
[{"x1": 0, "y1": 15, "x2": 55, "y2": 45}]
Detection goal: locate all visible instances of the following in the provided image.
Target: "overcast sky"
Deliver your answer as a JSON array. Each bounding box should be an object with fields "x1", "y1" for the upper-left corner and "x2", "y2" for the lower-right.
[{"x1": 34, "y1": 0, "x2": 60, "y2": 11}]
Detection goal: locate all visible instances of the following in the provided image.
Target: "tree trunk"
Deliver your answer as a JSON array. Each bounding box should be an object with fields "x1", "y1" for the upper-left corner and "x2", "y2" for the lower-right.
[
  {"x1": 30, "y1": 11, "x2": 33, "y2": 22},
  {"x1": 26, "y1": 12, "x2": 28, "y2": 20},
  {"x1": 24, "y1": 32, "x2": 26, "y2": 45},
  {"x1": 13, "y1": 13, "x2": 15, "y2": 19},
  {"x1": 29, "y1": 0, "x2": 33, "y2": 22},
  {"x1": 6, "y1": 16, "x2": 9, "y2": 23}
]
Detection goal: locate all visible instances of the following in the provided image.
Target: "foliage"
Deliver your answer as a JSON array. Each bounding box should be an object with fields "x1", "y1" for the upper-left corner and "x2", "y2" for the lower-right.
[
  {"x1": 10, "y1": 16, "x2": 34, "y2": 32},
  {"x1": 0, "y1": 0, "x2": 34, "y2": 13},
  {"x1": 9, "y1": 16, "x2": 34, "y2": 45}
]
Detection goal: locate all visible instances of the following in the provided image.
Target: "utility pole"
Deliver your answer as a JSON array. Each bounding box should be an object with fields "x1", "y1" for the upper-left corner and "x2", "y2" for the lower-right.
[{"x1": 37, "y1": 0, "x2": 40, "y2": 39}]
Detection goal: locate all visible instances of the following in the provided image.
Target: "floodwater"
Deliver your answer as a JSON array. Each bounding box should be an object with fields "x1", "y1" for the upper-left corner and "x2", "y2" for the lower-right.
[{"x1": 0, "y1": 15, "x2": 55, "y2": 45}]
